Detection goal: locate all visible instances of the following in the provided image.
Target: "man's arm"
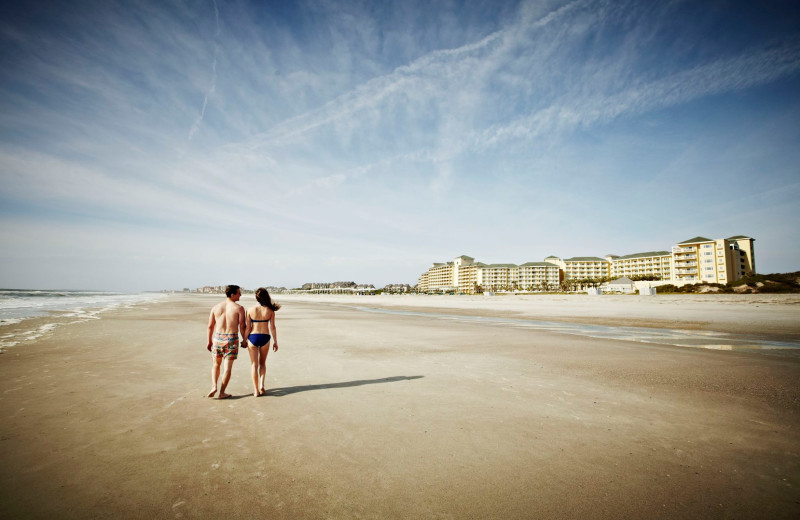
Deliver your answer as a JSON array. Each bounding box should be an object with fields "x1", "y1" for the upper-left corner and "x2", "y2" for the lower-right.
[
  {"x1": 243, "y1": 310, "x2": 252, "y2": 345},
  {"x1": 207, "y1": 309, "x2": 216, "y2": 351},
  {"x1": 238, "y1": 305, "x2": 247, "y2": 346}
]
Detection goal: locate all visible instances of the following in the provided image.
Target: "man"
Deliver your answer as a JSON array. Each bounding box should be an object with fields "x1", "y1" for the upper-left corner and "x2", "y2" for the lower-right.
[{"x1": 207, "y1": 284, "x2": 247, "y2": 399}]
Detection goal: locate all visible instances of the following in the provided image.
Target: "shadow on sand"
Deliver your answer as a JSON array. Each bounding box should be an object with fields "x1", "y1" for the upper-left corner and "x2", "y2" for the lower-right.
[{"x1": 264, "y1": 375, "x2": 424, "y2": 397}]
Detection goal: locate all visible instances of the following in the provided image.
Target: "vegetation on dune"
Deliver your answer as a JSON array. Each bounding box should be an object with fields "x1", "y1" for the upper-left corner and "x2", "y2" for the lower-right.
[{"x1": 656, "y1": 272, "x2": 800, "y2": 294}]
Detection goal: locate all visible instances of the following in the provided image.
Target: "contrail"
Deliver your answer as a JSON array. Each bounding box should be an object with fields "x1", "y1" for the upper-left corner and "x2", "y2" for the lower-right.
[{"x1": 188, "y1": 0, "x2": 220, "y2": 142}]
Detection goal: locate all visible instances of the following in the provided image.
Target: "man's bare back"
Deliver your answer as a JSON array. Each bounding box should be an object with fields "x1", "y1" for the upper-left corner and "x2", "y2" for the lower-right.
[
  {"x1": 207, "y1": 285, "x2": 246, "y2": 399},
  {"x1": 210, "y1": 299, "x2": 245, "y2": 334}
]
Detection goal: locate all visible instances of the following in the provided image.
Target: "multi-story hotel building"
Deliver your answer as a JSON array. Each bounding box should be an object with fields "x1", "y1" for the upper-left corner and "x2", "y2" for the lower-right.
[
  {"x1": 672, "y1": 236, "x2": 755, "y2": 284},
  {"x1": 545, "y1": 256, "x2": 611, "y2": 281},
  {"x1": 518, "y1": 262, "x2": 562, "y2": 289},
  {"x1": 418, "y1": 255, "x2": 561, "y2": 294},
  {"x1": 416, "y1": 235, "x2": 755, "y2": 293},
  {"x1": 422, "y1": 261, "x2": 459, "y2": 292},
  {"x1": 608, "y1": 251, "x2": 672, "y2": 280}
]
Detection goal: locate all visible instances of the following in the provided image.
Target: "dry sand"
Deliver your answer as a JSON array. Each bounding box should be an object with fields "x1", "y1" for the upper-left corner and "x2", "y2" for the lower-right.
[{"x1": 1, "y1": 293, "x2": 799, "y2": 519}]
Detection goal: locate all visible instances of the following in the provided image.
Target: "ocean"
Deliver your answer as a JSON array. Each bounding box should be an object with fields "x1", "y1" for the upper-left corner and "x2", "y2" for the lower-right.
[{"x1": 0, "y1": 289, "x2": 166, "y2": 350}]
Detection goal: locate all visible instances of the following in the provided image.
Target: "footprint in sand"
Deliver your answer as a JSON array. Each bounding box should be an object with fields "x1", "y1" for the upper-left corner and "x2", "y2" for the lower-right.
[{"x1": 172, "y1": 499, "x2": 187, "y2": 518}]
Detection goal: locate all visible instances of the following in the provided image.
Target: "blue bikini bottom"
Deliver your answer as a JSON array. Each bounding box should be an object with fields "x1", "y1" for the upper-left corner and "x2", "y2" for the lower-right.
[{"x1": 248, "y1": 333, "x2": 271, "y2": 348}]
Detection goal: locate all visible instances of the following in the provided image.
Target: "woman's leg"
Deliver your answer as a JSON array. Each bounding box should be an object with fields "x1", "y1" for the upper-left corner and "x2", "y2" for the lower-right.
[
  {"x1": 258, "y1": 345, "x2": 269, "y2": 394},
  {"x1": 247, "y1": 345, "x2": 260, "y2": 397}
]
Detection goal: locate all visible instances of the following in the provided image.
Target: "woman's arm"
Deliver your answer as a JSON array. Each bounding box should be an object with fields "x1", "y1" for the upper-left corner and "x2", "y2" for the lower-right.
[
  {"x1": 269, "y1": 310, "x2": 278, "y2": 352},
  {"x1": 243, "y1": 310, "x2": 252, "y2": 345}
]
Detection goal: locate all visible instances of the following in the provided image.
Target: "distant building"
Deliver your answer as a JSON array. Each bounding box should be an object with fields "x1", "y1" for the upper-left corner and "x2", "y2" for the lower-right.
[
  {"x1": 417, "y1": 255, "x2": 560, "y2": 294},
  {"x1": 672, "y1": 235, "x2": 755, "y2": 284},
  {"x1": 416, "y1": 234, "x2": 756, "y2": 293},
  {"x1": 383, "y1": 284, "x2": 412, "y2": 293},
  {"x1": 609, "y1": 251, "x2": 672, "y2": 280},
  {"x1": 518, "y1": 262, "x2": 561, "y2": 291},
  {"x1": 546, "y1": 256, "x2": 610, "y2": 281},
  {"x1": 603, "y1": 276, "x2": 635, "y2": 294}
]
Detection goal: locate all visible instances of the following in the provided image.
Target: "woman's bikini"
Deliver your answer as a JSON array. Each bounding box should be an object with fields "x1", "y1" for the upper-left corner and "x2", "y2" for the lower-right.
[{"x1": 248, "y1": 315, "x2": 271, "y2": 348}]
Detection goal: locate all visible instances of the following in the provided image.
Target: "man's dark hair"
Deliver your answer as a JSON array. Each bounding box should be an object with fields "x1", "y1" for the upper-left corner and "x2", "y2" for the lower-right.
[{"x1": 225, "y1": 285, "x2": 241, "y2": 298}]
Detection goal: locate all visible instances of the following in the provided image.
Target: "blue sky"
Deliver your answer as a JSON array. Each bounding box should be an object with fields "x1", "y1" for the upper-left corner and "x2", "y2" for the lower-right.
[{"x1": 1, "y1": 0, "x2": 799, "y2": 291}]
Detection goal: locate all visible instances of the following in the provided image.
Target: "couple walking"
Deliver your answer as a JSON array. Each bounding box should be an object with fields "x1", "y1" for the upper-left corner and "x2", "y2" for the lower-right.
[{"x1": 206, "y1": 285, "x2": 281, "y2": 399}]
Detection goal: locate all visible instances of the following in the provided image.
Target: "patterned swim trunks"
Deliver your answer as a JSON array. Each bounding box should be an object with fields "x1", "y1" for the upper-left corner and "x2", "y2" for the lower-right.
[{"x1": 212, "y1": 332, "x2": 239, "y2": 359}]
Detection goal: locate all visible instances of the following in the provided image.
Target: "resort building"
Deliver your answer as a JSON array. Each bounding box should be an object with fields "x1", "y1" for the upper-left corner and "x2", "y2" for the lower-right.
[
  {"x1": 609, "y1": 251, "x2": 672, "y2": 280},
  {"x1": 423, "y1": 261, "x2": 459, "y2": 292},
  {"x1": 546, "y1": 256, "x2": 611, "y2": 281},
  {"x1": 672, "y1": 236, "x2": 756, "y2": 284},
  {"x1": 518, "y1": 262, "x2": 562, "y2": 290},
  {"x1": 417, "y1": 255, "x2": 561, "y2": 294},
  {"x1": 416, "y1": 234, "x2": 755, "y2": 293}
]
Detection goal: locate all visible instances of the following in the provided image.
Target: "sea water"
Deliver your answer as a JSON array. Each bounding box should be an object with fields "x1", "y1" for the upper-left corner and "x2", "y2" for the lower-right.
[{"x1": 0, "y1": 289, "x2": 166, "y2": 350}]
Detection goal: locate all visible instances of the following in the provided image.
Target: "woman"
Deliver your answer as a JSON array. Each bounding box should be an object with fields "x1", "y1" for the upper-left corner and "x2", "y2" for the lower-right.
[{"x1": 244, "y1": 287, "x2": 281, "y2": 397}]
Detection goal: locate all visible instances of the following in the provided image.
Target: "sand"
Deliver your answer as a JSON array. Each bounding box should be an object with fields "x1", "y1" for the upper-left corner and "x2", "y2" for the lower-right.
[{"x1": 1, "y1": 293, "x2": 799, "y2": 519}]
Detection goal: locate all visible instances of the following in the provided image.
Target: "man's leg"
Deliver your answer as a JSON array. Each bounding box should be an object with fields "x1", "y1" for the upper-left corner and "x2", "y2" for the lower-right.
[
  {"x1": 208, "y1": 354, "x2": 221, "y2": 398},
  {"x1": 218, "y1": 356, "x2": 236, "y2": 399}
]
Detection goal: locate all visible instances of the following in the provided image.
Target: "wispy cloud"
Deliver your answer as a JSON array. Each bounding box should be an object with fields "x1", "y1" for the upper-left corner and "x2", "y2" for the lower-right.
[{"x1": 1, "y1": 0, "x2": 798, "y2": 289}]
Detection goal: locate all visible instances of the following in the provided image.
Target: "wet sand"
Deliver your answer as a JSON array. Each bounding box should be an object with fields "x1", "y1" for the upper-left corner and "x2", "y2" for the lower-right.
[{"x1": 1, "y1": 293, "x2": 799, "y2": 519}]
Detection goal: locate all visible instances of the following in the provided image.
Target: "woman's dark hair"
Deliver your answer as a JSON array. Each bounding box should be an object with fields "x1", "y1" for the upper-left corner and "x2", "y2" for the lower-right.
[{"x1": 255, "y1": 287, "x2": 281, "y2": 311}]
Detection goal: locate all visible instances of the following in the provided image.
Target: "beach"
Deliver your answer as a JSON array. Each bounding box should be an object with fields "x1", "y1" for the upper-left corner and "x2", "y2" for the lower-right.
[{"x1": 1, "y1": 293, "x2": 799, "y2": 519}]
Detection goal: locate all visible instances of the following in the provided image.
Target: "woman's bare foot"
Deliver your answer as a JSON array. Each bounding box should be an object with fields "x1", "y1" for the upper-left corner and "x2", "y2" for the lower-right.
[
  {"x1": 259, "y1": 388, "x2": 267, "y2": 396},
  {"x1": 206, "y1": 387, "x2": 217, "y2": 398},
  {"x1": 218, "y1": 392, "x2": 231, "y2": 399}
]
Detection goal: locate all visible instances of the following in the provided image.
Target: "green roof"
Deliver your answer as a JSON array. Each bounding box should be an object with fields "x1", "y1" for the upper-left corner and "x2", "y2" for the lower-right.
[
  {"x1": 727, "y1": 235, "x2": 753, "y2": 240},
  {"x1": 564, "y1": 257, "x2": 607, "y2": 262},
  {"x1": 484, "y1": 263, "x2": 518, "y2": 268},
  {"x1": 617, "y1": 251, "x2": 671, "y2": 260},
  {"x1": 519, "y1": 262, "x2": 559, "y2": 267},
  {"x1": 678, "y1": 236, "x2": 713, "y2": 245}
]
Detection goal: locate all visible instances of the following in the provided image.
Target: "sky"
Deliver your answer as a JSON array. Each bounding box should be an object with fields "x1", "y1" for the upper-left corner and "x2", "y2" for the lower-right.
[{"x1": 1, "y1": 0, "x2": 799, "y2": 292}]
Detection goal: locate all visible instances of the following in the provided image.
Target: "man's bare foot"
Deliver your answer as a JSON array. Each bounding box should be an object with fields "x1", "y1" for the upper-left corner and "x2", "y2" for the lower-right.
[
  {"x1": 206, "y1": 388, "x2": 217, "y2": 398},
  {"x1": 253, "y1": 390, "x2": 260, "y2": 397},
  {"x1": 218, "y1": 392, "x2": 231, "y2": 399}
]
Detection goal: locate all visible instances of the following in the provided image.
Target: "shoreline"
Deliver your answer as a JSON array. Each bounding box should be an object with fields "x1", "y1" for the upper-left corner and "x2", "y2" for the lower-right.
[{"x1": 1, "y1": 294, "x2": 799, "y2": 518}]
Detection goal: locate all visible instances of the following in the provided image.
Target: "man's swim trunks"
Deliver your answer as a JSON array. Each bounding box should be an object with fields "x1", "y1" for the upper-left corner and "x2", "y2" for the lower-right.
[
  {"x1": 248, "y1": 333, "x2": 271, "y2": 348},
  {"x1": 213, "y1": 332, "x2": 239, "y2": 359}
]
